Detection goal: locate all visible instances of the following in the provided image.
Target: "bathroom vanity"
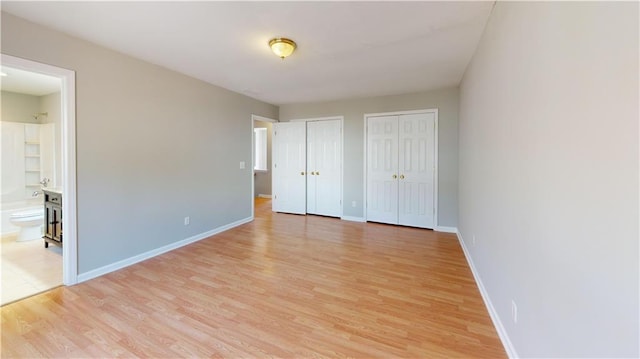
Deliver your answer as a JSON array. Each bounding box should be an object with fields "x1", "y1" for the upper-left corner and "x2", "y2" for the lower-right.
[{"x1": 43, "y1": 188, "x2": 62, "y2": 248}]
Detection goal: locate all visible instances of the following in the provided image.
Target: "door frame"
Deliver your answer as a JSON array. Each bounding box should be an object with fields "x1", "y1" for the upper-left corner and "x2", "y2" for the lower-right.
[
  {"x1": 363, "y1": 109, "x2": 439, "y2": 228},
  {"x1": 290, "y1": 116, "x2": 344, "y2": 218},
  {"x1": 2, "y1": 53, "x2": 78, "y2": 284},
  {"x1": 251, "y1": 114, "x2": 278, "y2": 218}
]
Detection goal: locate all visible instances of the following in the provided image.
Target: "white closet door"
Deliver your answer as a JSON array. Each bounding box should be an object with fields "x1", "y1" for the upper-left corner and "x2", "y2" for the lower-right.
[
  {"x1": 366, "y1": 116, "x2": 398, "y2": 224},
  {"x1": 272, "y1": 122, "x2": 306, "y2": 214},
  {"x1": 398, "y1": 113, "x2": 435, "y2": 228},
  {"x1": 307, "y1": 120, "x2": 341, "y2": 217},
  {"x1": 306, "y1": 122, "x2": 317, "y2": 214}
]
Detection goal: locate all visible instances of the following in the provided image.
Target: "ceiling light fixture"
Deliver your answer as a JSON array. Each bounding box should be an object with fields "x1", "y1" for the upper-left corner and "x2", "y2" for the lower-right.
[{"x1": 269, "y1": 38, "x2": 297, "y2": 59}]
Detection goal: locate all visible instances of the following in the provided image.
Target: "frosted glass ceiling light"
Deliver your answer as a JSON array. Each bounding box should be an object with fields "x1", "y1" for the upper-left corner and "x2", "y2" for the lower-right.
[{"x1": 269, "y1": 38, "x2": 296, "y2": 59}]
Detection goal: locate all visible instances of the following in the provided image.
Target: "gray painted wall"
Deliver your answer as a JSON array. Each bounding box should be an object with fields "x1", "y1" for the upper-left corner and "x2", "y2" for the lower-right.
[
  {"x1": 280, "y1": 87, "x2": 458, "y2": 226},
  {"x1": 253, "y1": 120, "x2": 272, "y2": 197},
  {"x1": 1, "y1": 13, "x2": 278, "y2": 274},
  {"x1": 459, "y1": 2, "x2": 638, "y2": 357},
  {"x1": 1, "y1": 91, "x2": 41, "y2": 124}
]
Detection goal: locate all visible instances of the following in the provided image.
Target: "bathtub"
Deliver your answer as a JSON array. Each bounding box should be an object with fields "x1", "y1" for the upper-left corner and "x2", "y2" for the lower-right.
[{"x1": 1, "y1": 199, "x2": 43, "y2": 236}]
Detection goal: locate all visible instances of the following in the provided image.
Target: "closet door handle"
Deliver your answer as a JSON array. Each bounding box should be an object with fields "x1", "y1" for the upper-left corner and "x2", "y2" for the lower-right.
[
  {"x1": 392, "y1": 174, "x2": 397, "y2": 179},
  {"x1": 316, "y1": 171, "x2": 319, "y2": 176},
  {"x1": 400, "y1": 175, "x2": 405, "y2": 179},
  {"x1": 301, "y1": 172, "x2": 305, "y2": 175}
]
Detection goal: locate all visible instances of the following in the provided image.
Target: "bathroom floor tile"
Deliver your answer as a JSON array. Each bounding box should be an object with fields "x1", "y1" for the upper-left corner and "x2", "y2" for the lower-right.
[
  {"x1": 0, "y1": 235, "x2": 62, "y2": 306},
  {"x1": 1, "y1": 273, "x2": 29, "y2": 287},
  {"x1": 1, "y1": 283, "x2": 39, "y2": 305}
]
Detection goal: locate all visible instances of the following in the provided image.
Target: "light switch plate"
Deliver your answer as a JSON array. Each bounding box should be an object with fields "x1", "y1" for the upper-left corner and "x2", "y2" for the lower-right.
[{"x1": 239, "y1": 161, "x2": 245, "y2": 169}]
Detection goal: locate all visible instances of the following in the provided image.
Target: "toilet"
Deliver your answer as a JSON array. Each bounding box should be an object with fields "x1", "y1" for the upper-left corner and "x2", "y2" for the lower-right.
[{"x1": 9, "y1": 209, "x2": 44, "y2": 242}]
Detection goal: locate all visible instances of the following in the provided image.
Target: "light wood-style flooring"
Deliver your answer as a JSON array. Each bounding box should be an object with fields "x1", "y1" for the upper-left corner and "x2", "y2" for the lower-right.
[{"x1": 1, "y1": 198, "x2": 505, "y2": 358}]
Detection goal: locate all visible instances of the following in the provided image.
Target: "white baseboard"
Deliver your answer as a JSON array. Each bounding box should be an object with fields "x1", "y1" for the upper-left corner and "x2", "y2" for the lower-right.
[
  {"x1": 456, "y1": 231, "x2": 518, "y2": 358},
  {"x1": 257, "y1": 194, "x2": 272, "y2": 198},
  {"x1": 341, "y1": 216, "x2": 365, "y2": 222},
  {"x1": 435, "y1": 226, "x2": 457, "y2": 233},
  {"x1": 77, "y1": 216, "x2": 254, "y2": 283}
]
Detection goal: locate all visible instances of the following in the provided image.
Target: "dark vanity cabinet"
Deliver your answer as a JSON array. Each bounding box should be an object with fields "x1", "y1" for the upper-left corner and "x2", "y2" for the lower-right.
[{"x1": 43, "y1": 190, "x2": 62, "y2": 248}]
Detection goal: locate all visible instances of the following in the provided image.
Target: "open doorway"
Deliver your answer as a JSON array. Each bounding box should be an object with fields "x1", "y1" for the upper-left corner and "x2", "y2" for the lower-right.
[
  {"x1": 1, "y1": 54, "x2": 77, "y2": 305},
  {"x1": 251, "y1": 115, "x2": 277, "y2": 218}
]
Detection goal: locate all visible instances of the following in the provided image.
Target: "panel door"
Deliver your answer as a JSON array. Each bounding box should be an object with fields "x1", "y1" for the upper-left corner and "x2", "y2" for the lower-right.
[
  {"x1": 366, "y1": 116, "x2": 399, "y2": 224},
  {"x1": 272, "y1": 122, "x2": 307, "y2": 214},
  {"x1": 307, "y1": 120, "x2": 341, "y2": 217},
  {"x1": 398, "y1": 113, "x2": 435, "y2": 228}
]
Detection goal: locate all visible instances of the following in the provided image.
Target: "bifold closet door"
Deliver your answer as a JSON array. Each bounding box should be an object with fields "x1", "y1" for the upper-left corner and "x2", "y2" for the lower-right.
[
  {"x1": 366, "y1": 116, "x2": 399, "y2": 224},
  {"x1": 398, "y1": 113, "x2": 435, "y2": 228},
  {"x1": 366, "y1": 112, "x2": 435, "y2": 229},
  {"x1": 272, "y1": 122, "x2": 306, "y2": 215},
  {"x1": 307, "y1": 120, "x2": 341, "y2": 217}
]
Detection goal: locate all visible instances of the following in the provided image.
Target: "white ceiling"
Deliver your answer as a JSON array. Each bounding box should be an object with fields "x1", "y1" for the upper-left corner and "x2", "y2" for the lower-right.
[
  {"x1": 1, "y1": 66, "x2": 61, "y2": 96},
  {"x1": 2, "y1": 1, "x2": 494, "y2": 105}
]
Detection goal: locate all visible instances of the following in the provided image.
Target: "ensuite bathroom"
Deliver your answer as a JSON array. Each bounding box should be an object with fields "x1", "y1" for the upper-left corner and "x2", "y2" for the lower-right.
[{"x1": 1, "y1": 67, "x2": 63, "y2": 305}]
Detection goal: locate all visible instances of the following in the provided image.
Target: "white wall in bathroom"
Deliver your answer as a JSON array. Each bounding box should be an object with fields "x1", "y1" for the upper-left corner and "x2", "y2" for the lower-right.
[
  {"x1": 40, "y1": 92, "x2": 61, "y2": 186},
  {"x1": 0, "y1": 121, "x2": 26, "y2": 203},
  {"x1": 39, "y1": 123, "x2": 56, "y2": 189},
  {"x1": 0, "y1": 122, "x2": 55, "y2": 203},
  {"x1": 1, "y1": 90, "x2": 61, "y2": 199},
  {"x1": 2, "y1": 91, "x2": 41, "y2": 196}
]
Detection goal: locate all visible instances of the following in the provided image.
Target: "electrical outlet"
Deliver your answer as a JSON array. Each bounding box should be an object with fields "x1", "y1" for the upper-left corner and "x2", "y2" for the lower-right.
[
  {"x1": 184, "y1": 216, "x2": 190, "y2": 226},
  {"x1": 511, "y1": 300, "x2": 518, "y2": 324},
  {"x1": 351, "y1": 201, "x2": 357, "y2": 208},
  {"x1": 239, "y1": 161, "x2": 246, "y2": 169}
]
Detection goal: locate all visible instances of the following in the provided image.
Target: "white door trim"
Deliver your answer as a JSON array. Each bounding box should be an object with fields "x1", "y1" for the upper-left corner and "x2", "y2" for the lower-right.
[
  {"x1": 252, "y1": 115, "x2": 277, "y2": 123},
  {"x1": 2, "y1": 54, "x2": 78, "y2": 285},
  {"x1": 365, "y1": 109, "x2": 437, "y2": 117},
  {"x1": 363, "y1": 109, "x2": 439, "y2": 228},
  {"x1": 290, "y1": 115, "x2": 343, "y2": 123},
  {"x1": 251, "y1": 114, "x2": 277, "y2": 218}
]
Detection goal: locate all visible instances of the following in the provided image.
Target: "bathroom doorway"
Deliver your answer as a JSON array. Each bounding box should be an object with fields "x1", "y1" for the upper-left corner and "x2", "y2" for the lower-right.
[{"x1": 1, "y1": 54, "x2": 77, "y2": 305}]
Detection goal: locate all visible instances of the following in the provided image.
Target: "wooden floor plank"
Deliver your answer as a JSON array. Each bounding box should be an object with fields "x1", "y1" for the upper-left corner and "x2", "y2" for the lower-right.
[{"x1": 1, "y1": 198, "x2": 506, "y2": 358}]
